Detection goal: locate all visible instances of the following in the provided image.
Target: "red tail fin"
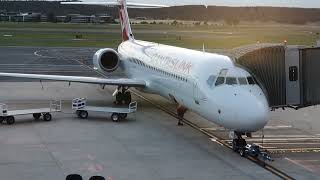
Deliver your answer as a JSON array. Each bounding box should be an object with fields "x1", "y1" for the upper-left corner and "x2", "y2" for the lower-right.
[{"x1": 118, "y1": 0, "x2": 134, "y2": 41}]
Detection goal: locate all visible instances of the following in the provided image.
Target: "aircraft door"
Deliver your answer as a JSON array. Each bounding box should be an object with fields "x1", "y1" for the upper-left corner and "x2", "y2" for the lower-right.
[
  {"x1": 285, "y1": 47, "x2": 301, "y2": 105},
  {"x1": 193, "y1": 79, "x2": 200, "y2": 105}
]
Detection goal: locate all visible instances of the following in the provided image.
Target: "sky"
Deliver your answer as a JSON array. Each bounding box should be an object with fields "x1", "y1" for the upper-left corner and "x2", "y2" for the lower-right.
[{"x1": 126, "y1": 0, "x2": 320, "y2": 8}]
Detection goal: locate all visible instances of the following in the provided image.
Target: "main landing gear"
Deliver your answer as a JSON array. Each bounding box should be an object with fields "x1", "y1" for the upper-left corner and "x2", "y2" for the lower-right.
[
  {"x1": 177, "y1": 104, "x2": 187, "y2": 126},
  {"x1": 114, "y1": 86, "x2": 131, "y2": 105}
]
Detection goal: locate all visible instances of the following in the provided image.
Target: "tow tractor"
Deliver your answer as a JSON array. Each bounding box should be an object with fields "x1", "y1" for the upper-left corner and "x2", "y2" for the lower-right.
[
  {"x1": 0, "y1": 100, "x2": 61, "y2": 125},
  {"x1": 72, "y1": 98, "x2": 137, "y2": 122},
  {"x1": 232, "y1": 136, "x2": 273, "y2": 162}
]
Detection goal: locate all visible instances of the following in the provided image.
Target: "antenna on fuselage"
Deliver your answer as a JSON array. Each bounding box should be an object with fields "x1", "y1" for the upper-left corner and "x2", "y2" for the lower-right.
[{"x1": 202, "y1": 43, "x2": 206, "y2": 53}]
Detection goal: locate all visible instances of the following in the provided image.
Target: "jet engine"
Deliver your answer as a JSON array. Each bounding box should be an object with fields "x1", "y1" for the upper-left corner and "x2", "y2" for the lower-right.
[{"x1": 93, "y1": 48, "x2": 120, "y2": 73}]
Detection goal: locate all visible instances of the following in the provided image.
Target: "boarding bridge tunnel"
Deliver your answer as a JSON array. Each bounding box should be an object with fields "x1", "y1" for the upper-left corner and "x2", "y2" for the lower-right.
[{"x1": 230, "y1": 43, "x2": 320, "y2": 109}]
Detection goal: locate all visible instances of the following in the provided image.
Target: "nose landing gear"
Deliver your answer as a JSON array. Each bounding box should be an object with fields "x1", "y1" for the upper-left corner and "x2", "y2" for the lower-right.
[{"x1": 231, "y1": 132, "x2": 247, "y2": 156}]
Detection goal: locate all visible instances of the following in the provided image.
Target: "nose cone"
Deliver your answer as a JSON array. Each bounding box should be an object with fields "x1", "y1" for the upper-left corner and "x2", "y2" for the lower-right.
[
  {"x1": 210, "y1": 87, "x2": 270, "y2": 132},
  {"x1": 236, "y1": 94, "x2": 269, "y2": 132}
]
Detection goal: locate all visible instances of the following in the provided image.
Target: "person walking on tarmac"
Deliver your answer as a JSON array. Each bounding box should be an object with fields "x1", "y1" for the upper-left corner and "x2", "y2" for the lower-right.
[{"x1": 177, "y1": 104, "x2": 187, "y2": 126}]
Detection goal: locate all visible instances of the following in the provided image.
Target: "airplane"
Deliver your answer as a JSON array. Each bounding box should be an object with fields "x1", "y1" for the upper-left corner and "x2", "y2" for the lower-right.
[{"x1": 0, "y1": 0, "x2": 269, "y2": 148}]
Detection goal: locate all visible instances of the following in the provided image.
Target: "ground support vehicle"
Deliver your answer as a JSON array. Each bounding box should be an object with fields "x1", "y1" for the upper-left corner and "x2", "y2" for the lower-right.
[
  {"x1": 0, "y1": 100, "x2": 61, "y2": 125},
  {"x1": 72, "y1": 98, "x2": 137, "y2": 122}
]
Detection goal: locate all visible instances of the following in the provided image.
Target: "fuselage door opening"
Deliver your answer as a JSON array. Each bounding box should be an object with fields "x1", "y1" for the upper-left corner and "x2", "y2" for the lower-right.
[{"x1": 193, "y1": 79, "x2": 200, "y2": 105}]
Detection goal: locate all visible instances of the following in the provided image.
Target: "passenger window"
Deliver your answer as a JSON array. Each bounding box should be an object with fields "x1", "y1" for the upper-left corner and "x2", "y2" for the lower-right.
[
  {"x1": 289, "y1": 66, "x2": 298, "y2": 81},
  {"x1": 207, "y1": 75, "x2": 216, "y2": 87},
  {"x1": 247, "y1": 77, "x2": 255, "y2": 85},
  {"x1": 215, "y1": 77, "x2": 225, "y2": 86},
  {"x1": 238, "y1": 77, "x2": 247, "y2": 85},
  {"x1": 226, "y1": 77, "x2": 237, "y2": 85}
]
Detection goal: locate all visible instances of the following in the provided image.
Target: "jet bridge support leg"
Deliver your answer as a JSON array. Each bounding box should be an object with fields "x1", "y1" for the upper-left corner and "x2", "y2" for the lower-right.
[{"x1": 177, "y1": 105, "x2": 187, "y2": 126}]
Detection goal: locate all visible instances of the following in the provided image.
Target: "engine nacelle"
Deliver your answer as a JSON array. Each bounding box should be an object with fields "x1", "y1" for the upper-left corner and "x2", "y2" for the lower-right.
[{"x1": 93, "y1": 48, "x2": 120, "y2": 73}]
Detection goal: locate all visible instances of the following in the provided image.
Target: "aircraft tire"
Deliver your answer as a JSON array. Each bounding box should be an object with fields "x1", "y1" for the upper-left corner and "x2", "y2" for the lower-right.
[
  {"x1": 6, "y1": 116, "x2": 15, "y2": 125},
  {"x1": 33, "y1": 113, "x2": 41, "y2": 120},
  {"x1": 111, "y1": 113, "x2": 119, "y2": 122},
  {"x1": 43, "y1": 113, "x2": 52, "y2": 121},
  {"x1": 0, "y1": 117, "x2": 5, "y2": 123},
  {"x1": 78, "y1": 111, "x2": 88, "y2": 119}
]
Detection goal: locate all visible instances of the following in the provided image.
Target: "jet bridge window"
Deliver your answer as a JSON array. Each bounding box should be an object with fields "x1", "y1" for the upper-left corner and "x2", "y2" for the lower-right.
[
  {"x1": 226, "y1": 77, "x2": 238, "y2": 85},
  {"x1": 215, "y1": 77, "x2": 225, "y2": 86},
  {"x1": 289, "y1": 66, "x2": 298, "y2": 81}
]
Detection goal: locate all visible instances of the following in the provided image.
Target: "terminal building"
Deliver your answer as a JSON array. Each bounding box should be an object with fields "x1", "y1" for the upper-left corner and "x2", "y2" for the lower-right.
[
  {"x1": 0, "y1": 10, "x2": 115, "y2": 23},
  {"x1": 0, "y1": 11, "x2": 41, "y2": 22},
  {"x1": 70, "y1": 15, "x2": 94, "y2": 23},
  {"x1": 69, "y1": 14, "x2": 114, "y2": 23}
]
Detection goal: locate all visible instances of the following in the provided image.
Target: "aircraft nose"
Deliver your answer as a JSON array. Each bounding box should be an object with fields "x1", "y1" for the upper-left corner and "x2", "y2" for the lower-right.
[
  {"x1": 208, "y1": 87, "x2": 270, "y2": 132},
  {"x1": 236, "y1": 93, "x2": 269, "y2": 132}
]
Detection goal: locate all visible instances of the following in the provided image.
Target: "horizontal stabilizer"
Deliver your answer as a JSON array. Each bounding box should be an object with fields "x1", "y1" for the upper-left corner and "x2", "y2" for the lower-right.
[{"x1": 61, "y1": 1, "x2": 169, "y2": 8}]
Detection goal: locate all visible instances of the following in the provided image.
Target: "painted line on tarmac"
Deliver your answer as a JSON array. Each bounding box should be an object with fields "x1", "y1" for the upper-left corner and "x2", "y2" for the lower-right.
[
  {"x1": 264, "y1": 125, "x2": 292, "y2": 129},
  {"x1": 200, "y1": 127, "x2": 226, "y2": 131},
  {"x1": 251, "y1": 135, "x2": 320, "y2": 138},
  {"x1": 248, "y1": 138, "x2": 320, "y2": 141},
  {"x1": 253, "y1": 145, "x2": 278, "y2": 149},
  {"x1": 201, "y1": 125, "x2": 294, "y2": 131},
  {"x1": 256, "y1": 142, "x2": 320, "y2": 145},
  {"x1": 224, "y1": 137, "x2": 320, "y2": 142},
  {"x1": 285, "y1": 157, "x2": 318, "y2": 173},
  {"x1": 296, "y1": 160, "x2": 320, "y2": 162},
  {"x1": 270, "y1": 148, "x2": 320, "y2": 153},
  {"x1": 209, "y1": 138, "x2": 224, "y2": 146},
  {"x1": 269, "y1": 148, "x2": 320, "y2": 151},
  {"x1": 34, "y1": 50, "x2": 55, "y2": 58}
]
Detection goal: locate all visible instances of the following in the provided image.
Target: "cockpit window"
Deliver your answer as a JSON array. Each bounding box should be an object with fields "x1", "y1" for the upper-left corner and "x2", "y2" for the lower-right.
[
  {"x1": 247, "y1": 76, "x2": 255, "y2": 85},
  {"x1": 207, "y1": 75, "x2": 216, "y2": 87},
  {"x1": 226, "y1": 77, "x2": 237, "y2": 85},
  {"x1": 238, "y1": 77, "x2": 248, "y2": 85},
  {"x1": 215, "y1": 77, "x2": 225, "y2": 86}
]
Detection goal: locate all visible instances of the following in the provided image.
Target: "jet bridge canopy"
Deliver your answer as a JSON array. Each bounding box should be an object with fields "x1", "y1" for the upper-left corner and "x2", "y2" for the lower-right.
[
  {"x1": 231, "y1": 43, "x2": 320, "y2": 108},
  {"x1": 300, "y1": 47, "x2": 320, "y2": 106},
  {"x1": 232, "y1": 44, "x2": 286, "y2": 107}
]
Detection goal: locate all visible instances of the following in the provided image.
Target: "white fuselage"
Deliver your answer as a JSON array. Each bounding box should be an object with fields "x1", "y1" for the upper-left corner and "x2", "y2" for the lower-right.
[{"x1": 118, "y1": 40, "x2": 269, "y2": 132}]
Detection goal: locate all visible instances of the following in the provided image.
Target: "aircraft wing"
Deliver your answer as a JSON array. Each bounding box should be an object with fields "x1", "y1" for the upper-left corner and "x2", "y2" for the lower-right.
[{"x1": 0, "y1": 72, "x2": 146, "y2": 87}]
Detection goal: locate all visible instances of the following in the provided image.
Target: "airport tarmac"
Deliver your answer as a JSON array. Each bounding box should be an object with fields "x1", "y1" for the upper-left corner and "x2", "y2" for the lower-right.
[{"x1": 0, "y1": 46, "x2": 319, "y2": 179}]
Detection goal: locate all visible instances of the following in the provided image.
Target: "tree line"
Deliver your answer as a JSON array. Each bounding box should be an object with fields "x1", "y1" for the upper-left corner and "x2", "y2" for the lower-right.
[{"x1": 1, "y1": 1, "x2": 320, "y2": 24}]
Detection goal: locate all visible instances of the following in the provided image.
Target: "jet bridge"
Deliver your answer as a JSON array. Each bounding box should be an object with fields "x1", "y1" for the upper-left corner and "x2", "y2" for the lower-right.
[{"x1": 231, "y1": 43, "x2": 320, "y2": 108}]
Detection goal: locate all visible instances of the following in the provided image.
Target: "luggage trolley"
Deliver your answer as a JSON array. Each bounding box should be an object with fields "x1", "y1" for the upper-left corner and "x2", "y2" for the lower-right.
[
  {"x1": 72, "y1": 98, "x2": 138, "y2": 122},
  {"x1": 0, "y1": 100, "x2": 61, "y2": 125}
]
